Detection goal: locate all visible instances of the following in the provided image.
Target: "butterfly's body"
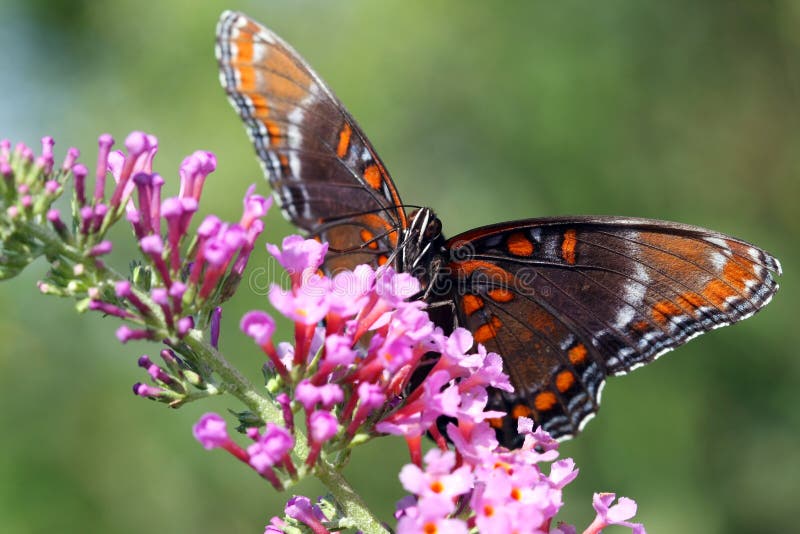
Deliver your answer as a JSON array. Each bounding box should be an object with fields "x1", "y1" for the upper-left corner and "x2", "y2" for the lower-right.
[{"x1": 216, "y1": 11, "x2": 781, "y2": 446}]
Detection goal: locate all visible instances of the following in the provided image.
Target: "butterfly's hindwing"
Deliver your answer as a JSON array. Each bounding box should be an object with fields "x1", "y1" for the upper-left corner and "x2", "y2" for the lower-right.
[{"x1": 441, "y1": 216, "x2": 781, "y2": 442}]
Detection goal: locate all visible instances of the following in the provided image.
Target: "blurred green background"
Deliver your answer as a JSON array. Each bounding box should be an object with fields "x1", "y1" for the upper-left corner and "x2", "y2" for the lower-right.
[{"x1": 1, "y1": 1, "x2": 797, "y2": 532}]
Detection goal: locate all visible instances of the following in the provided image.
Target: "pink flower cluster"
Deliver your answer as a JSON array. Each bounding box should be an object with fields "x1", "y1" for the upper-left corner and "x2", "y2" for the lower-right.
[
  {"x1": 395, "y1": 418, "x2": 644, "y2": 533},
  {"x1": 194, "y1": 413, "x2": 296, "y2": 490},
  {"x1": 0, "y1": 136, "x2": 77, "y2": 278},
  {"x1": 56, "y1": 132, "x2": 271, "y2": 343},
  {"x1": 195, "y1": 236, "x2": 645, "y2": 533},
  {"x1": 239, "y1": 235, "x2": 516, "y2": 465}
]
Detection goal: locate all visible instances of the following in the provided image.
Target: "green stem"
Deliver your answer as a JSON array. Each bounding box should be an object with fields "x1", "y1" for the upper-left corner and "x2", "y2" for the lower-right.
[
  {"x1": 25, "y1": 220, "x2": 388, "y2": 532},
  {"x1": 316, "y1": 463, "x2": 389, "y2": 533},
  {"x1": 183, "y1": 332, "x2": 387, "y2": 532},
  {"x1": 182, "y1": 331, "x2": 279, "y2": 421}
]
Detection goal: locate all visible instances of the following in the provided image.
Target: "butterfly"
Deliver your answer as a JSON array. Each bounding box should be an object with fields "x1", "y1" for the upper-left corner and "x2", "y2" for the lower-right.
[{"x1": 215, "y1": 11, "x2": 781, "y2": 447}]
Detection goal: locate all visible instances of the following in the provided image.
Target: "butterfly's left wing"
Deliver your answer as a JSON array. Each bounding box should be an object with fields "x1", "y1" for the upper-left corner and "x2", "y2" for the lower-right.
[
  {"x1": 216, "y1": 11, "x2": 407, "y2": 273},
  {"x1": 440, "y1": 216, "x2": 781, "y2": 445}
]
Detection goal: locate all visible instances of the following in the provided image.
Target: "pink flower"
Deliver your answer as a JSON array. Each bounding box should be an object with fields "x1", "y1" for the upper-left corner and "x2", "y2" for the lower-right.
[
  {"x1": 322, "y1": 334, "x2": 357, "y2": 367},
  {"x1": 264, "y1": 516, "x2": 287, "y2": 534},
  {"x1": 241, "y1": 184, "x2": 272, "y2": 230},
  {"x1": 586, "y1": 493, "x2": 646, "y2": 534},
  {"x1": 178, "y1": 150, "x2": 216, "y2": 201},
  {"x1": 445, "y1": 421, "x2": 500, "y2": 465},
  {"x1": 306, "y1": 410, "x2": 339, "y2": 468},
  {"x1": 398, "y1": 449, "x2": 472, "y2": 500},
  {"x1": 266, "y1": 235, "x2": 328, "y2": 284},
  {"x1": 247, "y1": 423, "x2": 294, "y2": 474},
  {"x1": 241, "y1": 310, "x2": 276, "y2": 345},
  {"x1": 374, "y1": 268, "x2": 420, "y2": 305},
  {"x1": 268, "y1": 281, "x2": 329, "y2": 325},
  {"x1": 327, "y1": 265, "x2": 374, "y2": 317},
  {"x1": 284, "y1": 496, "x2": 330, "y2": 534},
  {"x1": 396, "y1": 494, "x2": 468, "y2": 534},
  {"x1": 193, "y1": 413, "x2": 230, "y2": 450},
  {"x1": 308, "y1": 410, "x2": 338, "y2": 443},
  {"x1": 115, "y1": 325, "x2": 154, "y2": 343},
  {"x1": 549, "y1": 459, "x2": 579, "y2": 489},
  {"x1": 346, "y1": 382, "x2": 386, "y2": 435}
]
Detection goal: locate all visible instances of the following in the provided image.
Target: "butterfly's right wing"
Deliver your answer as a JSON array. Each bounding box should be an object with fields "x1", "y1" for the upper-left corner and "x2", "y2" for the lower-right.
[
  {"x1": 216, "y1": 11, "x2": 408, "y2": 272},
  {"x1": 442, "y1": 216, "x2": 781, "y2": 445}
]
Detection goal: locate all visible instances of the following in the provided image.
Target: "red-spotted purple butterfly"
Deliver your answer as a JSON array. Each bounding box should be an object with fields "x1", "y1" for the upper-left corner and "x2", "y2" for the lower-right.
[{"x1": 215, "y1": 11, "x2": 781, "y2": 446}]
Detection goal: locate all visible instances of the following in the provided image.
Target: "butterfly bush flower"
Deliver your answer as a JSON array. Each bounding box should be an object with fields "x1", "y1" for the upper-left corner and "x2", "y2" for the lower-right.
[
  {"x1": 101, "y1": 134, "x2": 267, "y2": 341},
  {"x1": 584, "y1": 493, "x2": 646, "y2": 534},
  {"x1": 0, "y1": 132, "x2": 269, "y2": 406},
  {"x1": 197, "y1": 235, "x2": 646, "y2": 532},
  {"x1": 0, "y1": 132, "x2": 645, "y2": 533},
  {"x1": 389, "y1": 416, "x2": 647, "y2": 533}
]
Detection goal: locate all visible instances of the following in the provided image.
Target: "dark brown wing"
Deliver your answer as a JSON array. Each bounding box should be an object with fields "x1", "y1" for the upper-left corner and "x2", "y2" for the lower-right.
[
  {"x1": 216, "y1": 11, "x2": 407, "y2": 272},
  {"x1": 441, "y1": 216, "x2": 781, "y2": 445}
]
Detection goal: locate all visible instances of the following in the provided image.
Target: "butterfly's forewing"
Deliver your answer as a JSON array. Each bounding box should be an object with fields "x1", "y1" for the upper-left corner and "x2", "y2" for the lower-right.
[
  {"x1": 216, "y1": 11, "x2": 407, "y2": 272},
  {"x1": 442, "y1": 216, "x2": 781, "y2": 444}
]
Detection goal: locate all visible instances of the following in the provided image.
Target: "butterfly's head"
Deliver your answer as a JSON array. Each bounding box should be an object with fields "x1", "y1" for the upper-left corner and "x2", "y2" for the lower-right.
[{"x1": 407, "y1": 208, "x2": 442, "y2": 242}]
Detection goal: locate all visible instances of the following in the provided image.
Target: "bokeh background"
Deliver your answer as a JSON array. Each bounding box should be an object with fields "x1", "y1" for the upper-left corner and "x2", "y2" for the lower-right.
[{"x1": 1, "y1": 1, "x2": 797, "y2": 532}]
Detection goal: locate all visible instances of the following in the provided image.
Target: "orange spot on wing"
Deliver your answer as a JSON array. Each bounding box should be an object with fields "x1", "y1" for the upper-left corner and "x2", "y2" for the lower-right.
[
  {"x1": 555, "y1": 370, "x2": 575, "y2": 393},
  {"x1": 450, "y1": 261, "x2": 514, "y2": 286},
  {"x1": 675, "y1": 291, "x2": 705, "y2": 314},
  {"x1": 359, "y1": 229, "x2": 378, "y2": 250},
  {"x1": 353, "y1": 213, "x2": 398, "y2": 247},
  {"x1": 237, "y1": 66, "x2": 256, "y2": 92},
  {"x1": 631, "y1": 320, "x2": 650, "y2": 333},
  {"x1": 363, "y1": 164, "x2": 382, "y2": 189},
  {"x1": 336, "y1": 122, "x2": 352, "y2": 159},
  {"x1": 561, "y1": 229, "x2": 577, "y2": 264},
  {"x1": 568, "y1": 343, "x2": 587, "y2": 365},
  {"x1": 235, "y1": 37, "x2": 254, "y2": 62},
  {"x1": 652, "y1": 300, "x2": 684, "y2": 325},
  {"x1": 462, "y1": 294, "x2": 485, "y2": 315},
  {"x1": 278, "y1": 153, "x2": 290, "y2": 172},
  {"x1": 263, "y1": 120, "x2": 281, "y2": 144},
  {"x1": 507, "y1": 232, "x2": 534, "y2": 256},
  {"x1": 488, "y1": 417, "x2": 504, "y2": 429},
  {"x1": 474, "y1": 317, "x2": 502, "y2": 343},
  {"x1": 512, "y1": 404, "x2": 532, "y2": 419},
  {"x1": 702, "y1": 280, "x2": 736, "y2": 307},
  {"x1": 534, "y1": 391, "x2": 558, "y2": 412},
  {"x1": 378, "y1": 255, "x2": 389, "y2": 266},
  {"x1": 722, "y1": 259, "x2": 752, "y2": 291},
  {"x1": 249, "y1": 94, "x2": 269, "y2": 118},
  {"x1": 487, "y1": 288, "x2": 514, "y2": 302}
]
